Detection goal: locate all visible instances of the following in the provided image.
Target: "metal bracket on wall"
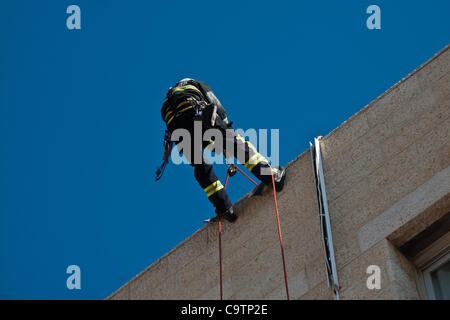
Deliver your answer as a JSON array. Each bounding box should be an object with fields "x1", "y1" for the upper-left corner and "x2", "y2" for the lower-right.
[{"x1": 310, "y1": 136, "x2": 340, "y2": 300}]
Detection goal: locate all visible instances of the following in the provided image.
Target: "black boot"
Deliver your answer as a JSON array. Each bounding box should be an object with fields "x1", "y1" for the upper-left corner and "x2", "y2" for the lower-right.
[
  {"x1": 204, "y1": 206, "x2": 238, "y2": 223},
  {"x1": 272, "y1": 166, "x2": 286, "y2": 192},
  {"x1": 221, "y1": 206, "x2": 238, "y2": 222}
]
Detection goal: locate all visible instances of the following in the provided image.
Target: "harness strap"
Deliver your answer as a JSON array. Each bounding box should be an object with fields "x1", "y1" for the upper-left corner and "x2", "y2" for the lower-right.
[{"x1": 155, "y1": 130, "x2": 173, "y2": 181}]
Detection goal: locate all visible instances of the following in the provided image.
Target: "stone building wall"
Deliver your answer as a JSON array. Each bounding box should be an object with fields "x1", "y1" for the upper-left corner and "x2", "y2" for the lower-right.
[{"x1": 108, "y1": 45, "x2": 449, "y2": 300}]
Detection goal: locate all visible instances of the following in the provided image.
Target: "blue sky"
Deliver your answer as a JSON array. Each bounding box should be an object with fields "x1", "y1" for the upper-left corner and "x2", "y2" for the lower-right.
[{"x1": 0, "y1": 0, "x2": 448, "y2": 299}]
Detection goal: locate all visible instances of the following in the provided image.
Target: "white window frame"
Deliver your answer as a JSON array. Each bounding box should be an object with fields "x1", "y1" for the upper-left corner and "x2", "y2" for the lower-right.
[{"x1": 421, "y1": 250, "x2": 450, "y2": 300}]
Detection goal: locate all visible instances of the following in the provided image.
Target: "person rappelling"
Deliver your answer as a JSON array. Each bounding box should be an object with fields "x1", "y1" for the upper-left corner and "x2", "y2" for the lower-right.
[{"x1": 156, "y1": 78, "x2": 286, "y2": 223}]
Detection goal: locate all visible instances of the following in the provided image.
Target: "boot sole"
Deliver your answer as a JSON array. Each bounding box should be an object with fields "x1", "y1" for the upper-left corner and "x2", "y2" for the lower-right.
[{"x1": 274, "y1": 166, "x2": 286, "y2": 192}]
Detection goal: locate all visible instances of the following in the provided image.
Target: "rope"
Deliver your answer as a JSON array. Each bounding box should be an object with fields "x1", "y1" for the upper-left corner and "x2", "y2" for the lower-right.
[
  {"x1": 233, "y1": 164, "x2": 259, "y2": 186},
  {"x1": 218, "y1": 216, "x2": 223, "y2": 300},
  {"x1": 217, "y1": 172, "x2": 230, "y2": 300},
  {"x1": 216, "y1": 165, "x2": 290, "y2": 300},
  {"x1": 271, "y1": 170, "x2": 290, "y2": 300}
]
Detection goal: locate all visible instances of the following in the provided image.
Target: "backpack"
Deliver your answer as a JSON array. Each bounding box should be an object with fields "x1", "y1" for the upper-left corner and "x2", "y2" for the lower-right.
[{"x1": 161, "y1": 79, "x2": 228, "y2": 128}]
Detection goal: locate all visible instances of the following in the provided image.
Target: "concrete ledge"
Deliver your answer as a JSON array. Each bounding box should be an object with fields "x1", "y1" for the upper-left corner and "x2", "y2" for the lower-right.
[{"x1": 358, "y1": 166, "x2": 450, "y2": 253}]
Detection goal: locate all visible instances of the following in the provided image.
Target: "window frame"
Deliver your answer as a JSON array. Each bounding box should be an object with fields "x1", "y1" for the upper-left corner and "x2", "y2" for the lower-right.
[{"x1": 421, "y1": 250, "x2": 450, "y2": 300}]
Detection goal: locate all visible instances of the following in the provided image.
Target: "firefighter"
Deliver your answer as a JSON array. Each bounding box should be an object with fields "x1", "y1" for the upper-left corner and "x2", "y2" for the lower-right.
[{"x1": 158, "y1": 78, "x2": 286, "y2": 222}]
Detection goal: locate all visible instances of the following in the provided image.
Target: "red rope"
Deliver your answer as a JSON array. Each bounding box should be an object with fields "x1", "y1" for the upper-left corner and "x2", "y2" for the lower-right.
[
  {"x1": 233, "y1": 165, "x2": 258, "y2": 186},
  {"x1": 218, "y1": 216, "x2": 223, "y2": 300},
  {"x1": 217, "y1": 172, "x2": 230, "y2": 300},
  {"x1": 216, "y1": 166, "x2": 289, "y2": 301},
  {"x1": 224, "y1": 172, "x2": 230, "y2": 189},
  {"x1": 271, "y1": 170, "x2": 290, "y2": 300}
]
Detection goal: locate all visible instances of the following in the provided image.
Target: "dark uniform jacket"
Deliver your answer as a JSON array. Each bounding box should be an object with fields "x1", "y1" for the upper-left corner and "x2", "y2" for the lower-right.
[{"x1": 161, "y1": 79, "x2": 228, "y2": 131}]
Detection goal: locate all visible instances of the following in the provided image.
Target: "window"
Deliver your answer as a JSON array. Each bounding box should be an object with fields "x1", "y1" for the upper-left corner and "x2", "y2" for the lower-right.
[{"x1": 422, "y1": 251, "x2": 450, "y2": 300}]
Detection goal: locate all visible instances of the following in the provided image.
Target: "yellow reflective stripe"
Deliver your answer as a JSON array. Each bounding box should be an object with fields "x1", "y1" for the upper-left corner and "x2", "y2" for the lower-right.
[
  {"x1": 166, "y1": 114, "x2": 176, "y2": 125},
  {"x1": 244, "y1": 153, "x2": 258, "y2": 168},
  {"x1": 171, "y1": 85, "x2": 201, "y2": 94},
  {"x1": 223, "y1": 117, "x2": 228, "y2": 124},
  {"x1": 164, "y1": 100, "x2": 191, "y2": 121},
  {"x1": 244, "y1": 138, "x2": 258, "y2": 154},
  {"x1": 236, "y1": 134, "x2": 245, "y2": 142},
  {"x1": 236, "y1": 135, "x2": 259, "y2": 156},
  {"x1": 166, "y1": 105, "x2": 194, "y2": 125},
  {"x1": 164, "y1": 111, "x2": 173, "y2": 121},
  {"x1": 245, "y1": 154, "x2": 265, "y2": 171},
  {"x1": 178, "y1": 105, "x2": 194, "y2": 113},
  {"x1": 235, "y1": 134, "x2": 268, "y2": 170},
  {"x1": 207, "y1": 185, "x2": 223, "y2": 197},
  {"x1": 204, "y1": 181, "x2": 224, "y2": 197},
  {"x1": 248, "y1": 155, "x2": 264, "y2": 171},
  {"x1": 204, "y1": 180, "x2": 221, "y2": 193}
]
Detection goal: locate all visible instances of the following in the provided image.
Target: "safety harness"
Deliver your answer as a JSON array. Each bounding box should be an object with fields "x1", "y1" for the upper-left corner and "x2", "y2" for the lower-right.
[
  {"x1": 155, "y1": 130, "x2": 173, "y2": 181},
  {"x1": 155, "y1": 80, "x2": 218, "y2": 181}
]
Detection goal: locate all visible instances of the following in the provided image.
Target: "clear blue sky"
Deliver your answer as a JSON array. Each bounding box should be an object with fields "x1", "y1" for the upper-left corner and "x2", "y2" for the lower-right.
[{"x1": 0, "y1": 0, "x2": 448, "y2": 299}]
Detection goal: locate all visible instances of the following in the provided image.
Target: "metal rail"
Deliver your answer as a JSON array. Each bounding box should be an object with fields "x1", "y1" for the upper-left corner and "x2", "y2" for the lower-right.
[{"x1": 310, "y1": 136, "x2": 340, "y2": 300}]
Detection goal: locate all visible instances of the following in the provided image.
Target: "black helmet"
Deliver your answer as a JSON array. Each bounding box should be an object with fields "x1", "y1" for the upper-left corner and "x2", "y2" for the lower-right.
[{"x1": 173, "y1": 78, "x2": 194, "y2": 89}]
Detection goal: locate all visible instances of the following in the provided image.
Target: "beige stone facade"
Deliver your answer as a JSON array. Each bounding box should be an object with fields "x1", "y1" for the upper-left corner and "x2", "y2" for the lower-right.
[{"x1": 108, "y1": 45, "x2": 449, "y2": 300}]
